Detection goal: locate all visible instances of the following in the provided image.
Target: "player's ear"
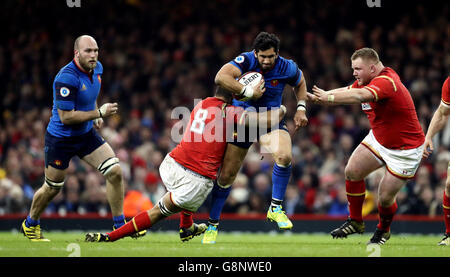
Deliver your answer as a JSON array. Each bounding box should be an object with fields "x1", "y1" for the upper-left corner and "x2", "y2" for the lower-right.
[{"x1": 253, "y1": 50, "x2": 257, "y2": 58}]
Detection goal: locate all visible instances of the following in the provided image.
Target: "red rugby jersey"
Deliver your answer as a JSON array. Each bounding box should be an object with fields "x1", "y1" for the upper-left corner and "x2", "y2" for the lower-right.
[
  {"x1": 441, "y1": 77, "x2": 450, "y2": 106},
  {"x1": 350, "y1": 67, "x2": 424, "y2": 149},
  {"x1": 170, "y1": 97, "x2": 245, "y2": 179}
]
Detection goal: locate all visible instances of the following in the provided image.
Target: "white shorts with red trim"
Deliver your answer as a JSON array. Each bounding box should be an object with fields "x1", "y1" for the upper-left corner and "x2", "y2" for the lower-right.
[
  {"x1": 159, "y1": 154, "x2": 214, "y2": 212},
  {"x1": 361, "y1": 130, "x2": 424, "y2": 179}
]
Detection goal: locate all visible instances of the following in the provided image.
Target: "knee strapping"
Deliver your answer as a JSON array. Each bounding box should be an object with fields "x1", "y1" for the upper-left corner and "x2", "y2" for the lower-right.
[
  {"x1": 158, "y1": 199, "x2": 176, "y2": 217},
  {"x1": 97, "y1": 157, "x2": 120, "y2": 176},
  {"x1": 45, "y1": 177, "x2": 64, "y2": 189}
]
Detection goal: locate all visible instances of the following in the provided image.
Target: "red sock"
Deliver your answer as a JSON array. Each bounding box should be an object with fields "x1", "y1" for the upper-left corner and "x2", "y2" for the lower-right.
[
  {"x1": 377, "y1": 202, "x2": 397, "y2": 232},
  {"x1": 346, "y1": 180, "x2": 366, "y2": 222},
  {"x1": 443, "y1": 191, "x2": 450, "y2": 235},
  {"x1": 180, "y1": 210, "x2": 193, "y2": 229},
  {"x1": 107, "y1": 211, "x2": 151, "y2": 241}
]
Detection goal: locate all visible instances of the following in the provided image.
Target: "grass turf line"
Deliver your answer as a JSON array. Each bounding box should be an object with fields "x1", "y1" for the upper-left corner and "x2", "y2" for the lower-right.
[{"x1": 0, "y1": 231, "x2": 448, "y2": 257}]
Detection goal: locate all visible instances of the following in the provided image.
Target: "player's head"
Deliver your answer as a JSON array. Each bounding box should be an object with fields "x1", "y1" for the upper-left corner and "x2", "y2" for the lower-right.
[
  {"x1": 214, "y1": 86, "x2": 233, "y2": 103},
  {"x1": 74, "y1": 35, "x2": 99, "y2": 72},
  {"x1": 351, "y1": 48, "x2": 382, "y2": 85},
  {"x1": 253, "y1": 32, "x2": 280, "y2": 71}
]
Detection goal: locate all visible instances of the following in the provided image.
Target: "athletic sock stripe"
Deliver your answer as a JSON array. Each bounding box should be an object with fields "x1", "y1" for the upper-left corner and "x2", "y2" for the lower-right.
[
  {"x1": 132, "y1": 218, "x2": 139, "y2": 232},
  {"x1": 346, "y1": 191, "x2": 366, "y2": 197}
]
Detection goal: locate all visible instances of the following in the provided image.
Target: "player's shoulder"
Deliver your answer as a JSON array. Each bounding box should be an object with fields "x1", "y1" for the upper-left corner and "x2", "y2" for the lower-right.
[
  {"x1": 276, "y1": 55, "x2": 300, "y2": 77},
  {"x1": 55, "y1": 61, "x2": 80, "y2": 86},
  {"x1": 236, "y1": 51, "x2": 254, "y2": 60},
  {"x1": 231, "y1": 51, "x2": 255, "y2": 66},
  {"x1": 371, "y1": 67, "x2": 400, "y2": 89},
  {"x1": 444, "y1": 76, "x2": 450, "y2": 87},
  {"x1": 95, "y1": 61, "x2": 103, "y2": 74}
]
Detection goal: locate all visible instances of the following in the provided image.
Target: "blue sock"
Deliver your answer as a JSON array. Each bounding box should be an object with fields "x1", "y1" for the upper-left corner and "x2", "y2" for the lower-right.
[
  {"x1": 209, "y1": 181, "x2": 231, "y2": 222},
  {"x1": 271, "y1": 163, "x2": 292, "y2": 203},
  {"x1": 25, "y1": 215, "x2": 40, "y2": 228},
  {"x1": 113, "y1": 214, "x2": 126, "y2": 229}
]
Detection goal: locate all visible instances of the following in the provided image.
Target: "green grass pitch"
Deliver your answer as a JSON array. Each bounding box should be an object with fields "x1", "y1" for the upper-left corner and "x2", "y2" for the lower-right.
[{"x1": 0, "y1": 231, "x2": 448, "y2": 257}]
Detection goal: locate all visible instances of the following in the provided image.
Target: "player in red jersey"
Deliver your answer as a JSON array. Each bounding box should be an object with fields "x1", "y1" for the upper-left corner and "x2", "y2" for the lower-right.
[
  {"x1": 85, "y1": 86, "x2": 286, "y2": 242},
  {"x1": 423, "y1": 76, "x2": 450, "y2": 246},
  {"x1": 309, "y1": 48, "x2": 425, "y2": 245}
]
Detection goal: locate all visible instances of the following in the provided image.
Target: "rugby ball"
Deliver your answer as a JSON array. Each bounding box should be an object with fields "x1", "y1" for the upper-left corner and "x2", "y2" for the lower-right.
[{"x1": 235, "y1": 71, "x2": 265, "y2": 101}]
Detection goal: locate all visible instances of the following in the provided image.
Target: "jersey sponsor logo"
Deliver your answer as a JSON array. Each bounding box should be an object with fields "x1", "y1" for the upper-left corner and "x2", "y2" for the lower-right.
[
  {"x1": 368, "y1": 84, "x2": 381, "y2": 91},
  {"x1": 361, "y1": 102, "x2": 372, "y2": 110},
  {"x1": 80, "y1": 83, "x2": 87, "y2": 91},
  {"x1": 234, "y1": 55, "x2": 245, "y2": 63},
  {"x1": 60, "y1": 87, "x2": 70, "y2": 97}
]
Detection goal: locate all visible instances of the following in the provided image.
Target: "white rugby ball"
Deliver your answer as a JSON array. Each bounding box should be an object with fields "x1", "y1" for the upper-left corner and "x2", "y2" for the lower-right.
[{"x1": 236, "y1": 71, "x2": 265, "y2": 101}]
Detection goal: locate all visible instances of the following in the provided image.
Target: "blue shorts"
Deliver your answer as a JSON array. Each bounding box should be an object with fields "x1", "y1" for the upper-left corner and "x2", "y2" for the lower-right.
[
  {"x1": 44, "y1": 128, "x2": 106, "y2": 170},
  {"x1": 230, "y1": 118, "x2": 288, "y2": 149}
]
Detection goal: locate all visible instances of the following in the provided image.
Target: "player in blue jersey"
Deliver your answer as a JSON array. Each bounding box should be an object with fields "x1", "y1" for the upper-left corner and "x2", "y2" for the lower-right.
[
  {"x1": 202, "y1": 32, "x2": 308, "y2": 244},
  {"x1": 21, "y1": 35, "x2": 144, "y2": 241}
]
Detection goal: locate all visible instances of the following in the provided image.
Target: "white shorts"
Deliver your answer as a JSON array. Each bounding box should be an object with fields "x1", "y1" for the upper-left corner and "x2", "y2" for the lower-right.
[
  {"x1": 159, "y1": 154, "x2": 214, "y2": 212},
  {"x1": 361, "y1": 130, "x2": 424, "y2": 179}
]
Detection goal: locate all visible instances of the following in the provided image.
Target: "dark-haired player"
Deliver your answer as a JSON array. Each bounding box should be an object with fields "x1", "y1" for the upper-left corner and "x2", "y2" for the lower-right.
[
  {"x1": 202, "y1": 32, "x2": 309, "y2": 244},
  {"x1": 85, "y1": 86, "x2": 286, "y2": 242}
]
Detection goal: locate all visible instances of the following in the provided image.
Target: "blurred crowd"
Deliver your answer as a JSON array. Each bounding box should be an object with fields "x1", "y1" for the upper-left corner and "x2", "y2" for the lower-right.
[{"x1": 0, "y1": 0, "x2": 449, "y2": 219}]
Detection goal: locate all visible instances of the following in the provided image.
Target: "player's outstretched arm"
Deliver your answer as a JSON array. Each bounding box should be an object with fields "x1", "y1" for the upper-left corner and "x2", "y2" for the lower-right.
[
  {"x1": 311, "y1": 85, "x2": 374, "y2": 105},
  {"x1": 423, "y1": 103, "x2": 450, "y2": 158},
  {"x1": 58, "y1": 103, "x2": 118, "y2": 125}
]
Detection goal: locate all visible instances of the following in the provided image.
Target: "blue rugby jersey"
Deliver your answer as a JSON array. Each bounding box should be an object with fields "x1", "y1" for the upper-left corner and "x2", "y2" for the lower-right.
[
  {"x1": 47, "y1": 60, "x2": 103, "y2": 137},
  {"x1": 229, "y1": 51, "x2": 302, "y2": 110}
]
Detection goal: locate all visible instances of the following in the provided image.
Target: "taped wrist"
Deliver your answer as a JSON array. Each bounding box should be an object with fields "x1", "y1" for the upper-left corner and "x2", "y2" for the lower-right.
[{"x1": 297, "y1": 100, "x2": 306, "y2": 111}]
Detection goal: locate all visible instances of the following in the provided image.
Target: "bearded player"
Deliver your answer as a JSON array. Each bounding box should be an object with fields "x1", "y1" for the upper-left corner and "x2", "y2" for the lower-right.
[
  {"x1": 310, "y1": 48, "x2": 425, "y2": 245},
  {"x1": 85, "y1": 86, "x2": 287, "y2": 242},
  {"x1": 21, "y1": 35, "x2": 145, "y2": 241},
  {"x1": 202, "y1": 32, "x2": 308, "y2": 244},
  {"x1": 423, "y1": 76, "x2": 450, "y2": 246}
]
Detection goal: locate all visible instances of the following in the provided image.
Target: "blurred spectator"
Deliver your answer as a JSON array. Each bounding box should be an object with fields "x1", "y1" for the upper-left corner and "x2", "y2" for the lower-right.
[
  {"x1": 123, "y1": 190, "x2": 153, "y2": 218},
  {"x1": 328, "y1": 187, "x2": 349, "y2": 217}
]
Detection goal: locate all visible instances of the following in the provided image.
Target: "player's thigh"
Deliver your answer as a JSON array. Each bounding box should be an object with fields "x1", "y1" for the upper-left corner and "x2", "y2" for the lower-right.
[
  {"x1": 81, "y1": 142, "x2": 116, "y2": 169},
  {"x1": 378, "y1": 171, "x2": 407, "y2": 206},
  {"x1": 44, "y1": 165, "x2": 67, "y2": 183},
  {"x1": 345, "y1": 144, "x2": 384, "y2": 180},
  {"x1": 218, "y1": 144, "x2": 249, "y2": 185},
  {"x1": 259, "y1": 129, "x2": 292, "y2": 164}
]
